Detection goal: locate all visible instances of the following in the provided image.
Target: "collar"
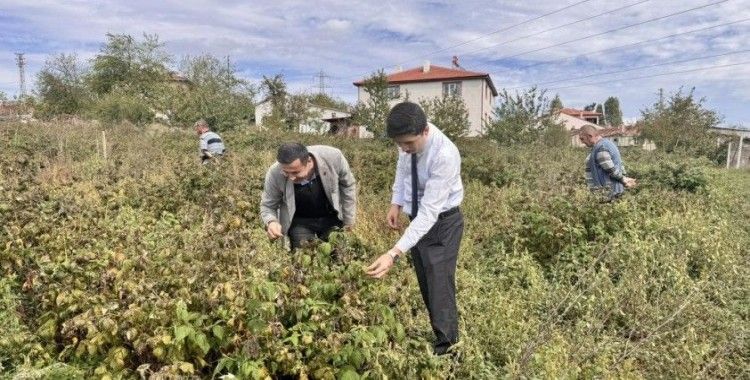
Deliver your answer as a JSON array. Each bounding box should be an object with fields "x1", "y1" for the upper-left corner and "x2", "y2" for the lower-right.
[{"x1": 417, "y1": 123, "x2": 438, "y2": 158}]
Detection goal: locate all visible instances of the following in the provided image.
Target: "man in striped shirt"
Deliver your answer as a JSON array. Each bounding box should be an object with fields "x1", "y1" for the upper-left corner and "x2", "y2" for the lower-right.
[
  {"x1": 579, "y1": 125, "x2": 636, "y2": 201},
  {"x1": 195, "y1": 119, "x2": 225, "y2": 164}
]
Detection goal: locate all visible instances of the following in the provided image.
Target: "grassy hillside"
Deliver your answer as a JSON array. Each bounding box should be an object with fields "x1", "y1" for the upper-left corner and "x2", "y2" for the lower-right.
[{"x1": 1, "y1": 120, "x2": 748, "y2": 379}]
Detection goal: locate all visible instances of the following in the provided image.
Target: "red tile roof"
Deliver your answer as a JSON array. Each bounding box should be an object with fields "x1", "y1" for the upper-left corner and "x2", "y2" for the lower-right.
[{"x1": 354, "y1": 64, "x2": 498, "y2": 96}]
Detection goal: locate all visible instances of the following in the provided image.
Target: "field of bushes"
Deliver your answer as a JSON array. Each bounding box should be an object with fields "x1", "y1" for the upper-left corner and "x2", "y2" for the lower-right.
[{"x1": 0, "y1": 120, "x2": 748, "y2": 379}]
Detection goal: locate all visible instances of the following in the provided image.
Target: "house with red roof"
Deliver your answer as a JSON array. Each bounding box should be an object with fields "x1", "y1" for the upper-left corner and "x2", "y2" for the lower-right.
[
  {"x1": 354, "y1": 60, "x2": 497, "y2": 136},
  {"x1": 559, "y1": 108, "x2": 602, "y2": 125}
]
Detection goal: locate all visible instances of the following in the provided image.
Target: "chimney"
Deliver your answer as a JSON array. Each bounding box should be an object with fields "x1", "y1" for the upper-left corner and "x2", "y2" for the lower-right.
[
  {"x1": 422, "y1": 60, "x2": 430, "y2": 73},
  {"x1": 452, "y1": 55, "x2": 461, "y2": 69}
]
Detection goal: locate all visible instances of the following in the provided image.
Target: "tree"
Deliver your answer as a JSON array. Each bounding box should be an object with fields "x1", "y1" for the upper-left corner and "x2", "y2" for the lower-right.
[
  {"x1": 541, "y1": 124, "x2": 570, "y2": 147},
  {"x1": 603, "y1": 96, "x2": 623, "y2": 126},
  {"x1": 583, "y1": 102, "x2": 597, "y2": 111},
  {"x1": 169, "y1": 55, "x2": 256, "y2": 131},
  {"x1": 88, "y1": 33, "x2": 170, "y2": 98},
  {"x1": 35, "y1": 53, "x2": 90, "y2": 118},
  {"x1": 260, "y1": 74, "x2": 288, "y2": 129},
  {"x1": 351, "y1": 70, "x2": 392, "y2": 138},
  {"x1": 550, "y1": 94, "x2": 563, "y2": 112},
  {"x1": 418, "y1": 95, "x2": 470, "y2": 140},
  {"x1": 641, "y1": 87, "x2": 721, "y2": 157},
  {"x1": 484, "y1": 87, "x2": 564, "y2": 146},
  {"x1": 0, "y1": 91, "x2": 7, "y2": 102},
  {"x1": 285, "y1": 93, "x2": 321, "y2": 132},
  {"x1": 309, "y1": 93, "x2": 350, "y2": 112}
]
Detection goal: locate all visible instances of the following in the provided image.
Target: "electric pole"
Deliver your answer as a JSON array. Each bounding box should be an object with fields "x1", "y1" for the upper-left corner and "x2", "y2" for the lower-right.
[
  {"x1": 315, "y1": 70, "x2": 330, "y2": 96},
  {"x1": 15, "y1": 53, "x2": 26, "y2": 99}
]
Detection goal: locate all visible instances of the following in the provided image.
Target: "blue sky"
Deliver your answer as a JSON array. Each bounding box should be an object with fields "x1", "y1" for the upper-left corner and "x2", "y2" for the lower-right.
[{"x1": 1, "y1": 0, "x2": 748, "y2": 126}]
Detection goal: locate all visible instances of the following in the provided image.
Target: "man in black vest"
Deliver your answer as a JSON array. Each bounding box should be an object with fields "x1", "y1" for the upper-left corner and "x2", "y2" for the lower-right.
[{"x1": 260, "y1": 142, "x2": 357, "y2": 249}]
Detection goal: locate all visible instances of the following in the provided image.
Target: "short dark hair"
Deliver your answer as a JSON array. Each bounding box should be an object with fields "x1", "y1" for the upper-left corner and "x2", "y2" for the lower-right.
[
  {"x1": 386, "y1": 102, "x2": 427, "y2": 138},
  {"x1": 277, "y1": 142, "x2": 310, "y2": 165}
]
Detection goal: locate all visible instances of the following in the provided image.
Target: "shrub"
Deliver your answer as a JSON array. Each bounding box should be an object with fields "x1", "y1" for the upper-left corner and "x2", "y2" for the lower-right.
[{"x1": 91, "y1": 91, "x2": 153, "y2": 124}]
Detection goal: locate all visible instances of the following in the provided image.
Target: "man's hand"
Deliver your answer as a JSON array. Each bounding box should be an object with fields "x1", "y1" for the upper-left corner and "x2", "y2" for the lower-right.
[
  {"x1": 266, "y1": 221, "x2": 283, "y2": 240},
  {"x1": 386, "y1": 204, "x2": 402, "y2": 229},
  {"x1": 365, "y1": 248, "x2": 400, "y2": 279},
  {"x1": 623, "y1": 177, "x2": 637, "y2": 189},
  {"x1": 343, "y1": 224, "x2": 354, "y2": 232}
]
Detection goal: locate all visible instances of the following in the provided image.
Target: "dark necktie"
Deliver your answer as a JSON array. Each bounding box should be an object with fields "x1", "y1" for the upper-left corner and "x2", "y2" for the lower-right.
[{"x1": 411, "y1": 153, "x2": 418, "y2": 218}]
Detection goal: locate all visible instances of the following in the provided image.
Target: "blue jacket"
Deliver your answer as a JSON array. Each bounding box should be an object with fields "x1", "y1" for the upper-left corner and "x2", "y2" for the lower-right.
[{"x1": 586, "y1": 138, "x2": 625, "y2": 196}]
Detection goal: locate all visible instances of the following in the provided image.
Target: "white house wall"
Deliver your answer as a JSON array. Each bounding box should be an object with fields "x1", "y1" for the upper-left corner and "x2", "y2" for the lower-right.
[
  {"x1": 254, "y1": 102, "x2": 273, "y2": 127},
  {"x1": 357, "y1": 78, "x2": 495, "y2": 136}
]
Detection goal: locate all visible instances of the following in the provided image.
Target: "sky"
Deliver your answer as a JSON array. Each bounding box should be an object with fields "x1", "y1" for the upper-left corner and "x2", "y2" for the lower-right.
[{"x1": 1, "y1": 0, "x2": 749, "y2": 126}]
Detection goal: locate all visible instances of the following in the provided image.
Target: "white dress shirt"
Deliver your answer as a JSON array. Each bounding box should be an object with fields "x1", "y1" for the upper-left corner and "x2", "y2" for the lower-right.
[{"x1": 391, "y1": 123, "x2": 463, "y2": 252}]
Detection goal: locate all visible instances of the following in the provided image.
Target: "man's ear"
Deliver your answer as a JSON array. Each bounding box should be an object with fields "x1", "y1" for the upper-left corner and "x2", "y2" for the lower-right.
[{"x1": 423, "y1": 124, "x2": 430, "y2": 136}]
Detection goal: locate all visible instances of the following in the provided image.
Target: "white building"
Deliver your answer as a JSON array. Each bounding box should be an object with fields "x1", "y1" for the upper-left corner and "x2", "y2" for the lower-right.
[
  {"x1": 354, "y1": 61, "x2": 498, "y2": 136},
  {"x1": 254, "y1": 99, "x2": 355, "y2": 135}
]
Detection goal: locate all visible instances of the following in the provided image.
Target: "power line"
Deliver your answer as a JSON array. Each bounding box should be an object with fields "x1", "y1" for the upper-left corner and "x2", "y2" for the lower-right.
[
  {"x1": 507, "y1": 48, "x2": 750, "y2": 89},
  {"x1": 515, "y1": 17, "x2": 750, "y2": 71},
  {"x1": 393, "y1": 0, "x2": 593, "y2": 68},
  {"x1": 460, "y1": 0, "x2": 651, "y2": 57},
  {"x1": 482, "y1": 0, "x2": 728, "y2": 64},
  {"x1": 545, "y1": 60, "x2": 750, "y2": 91},
  {"x1": 334, "y1": 0, "x2": 595, "y2": 83}
]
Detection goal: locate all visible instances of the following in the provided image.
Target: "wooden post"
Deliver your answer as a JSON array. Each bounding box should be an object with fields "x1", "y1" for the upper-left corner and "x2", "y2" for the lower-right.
[{"x1": 101, "y1": 131, "x2": 107, "y2": 160}]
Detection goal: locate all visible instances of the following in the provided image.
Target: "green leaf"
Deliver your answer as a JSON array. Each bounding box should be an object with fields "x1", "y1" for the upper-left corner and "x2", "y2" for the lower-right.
[
  {"x1": 174, "y1": 325, "x2": 192, "y2": 343},
  {"x1": 175, "y1": 300, "x2": 190, "y2": 322},
  {"x1": 212, "y1": 325, "x2": 226, "y2": 340},
  {"x1": 338, "y1": 367, "x2": 360, "y2": 380},
  {"x1": 191, "y1": 332, "x2": 211, "y2": 355},
  {"x1": 178, "y1": 361, "x2": 194, "y2": 374}
]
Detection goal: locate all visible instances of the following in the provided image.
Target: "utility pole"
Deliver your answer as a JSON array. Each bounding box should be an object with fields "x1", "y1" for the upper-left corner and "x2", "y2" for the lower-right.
[{"x1": 15, "y1": 53, "x2": 26, "y2": 99}]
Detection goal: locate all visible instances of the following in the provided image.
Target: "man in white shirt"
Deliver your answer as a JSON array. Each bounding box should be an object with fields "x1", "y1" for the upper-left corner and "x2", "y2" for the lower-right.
[{"x1": 366, "y1": 102, "x2": 464, "y2": 355}]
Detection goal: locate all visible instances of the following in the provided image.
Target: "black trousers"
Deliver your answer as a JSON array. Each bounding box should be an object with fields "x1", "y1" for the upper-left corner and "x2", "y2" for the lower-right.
[
  {"x1": 410, "y1": 209, "x2": 464, "y2": 354},
  {"x1": 288, "y1": 216, "x2": 342, "y2": 249}
]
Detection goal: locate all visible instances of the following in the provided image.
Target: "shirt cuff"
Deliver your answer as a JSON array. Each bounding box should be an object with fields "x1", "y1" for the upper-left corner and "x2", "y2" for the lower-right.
[{"x1": 394, "y1": 238, "x2": 411, "y2": 254}]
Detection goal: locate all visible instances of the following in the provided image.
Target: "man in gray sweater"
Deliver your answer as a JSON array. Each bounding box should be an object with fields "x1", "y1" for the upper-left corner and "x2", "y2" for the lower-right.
[{"x1": 260, "y1": 142, "x2": 357, "y2": 249}]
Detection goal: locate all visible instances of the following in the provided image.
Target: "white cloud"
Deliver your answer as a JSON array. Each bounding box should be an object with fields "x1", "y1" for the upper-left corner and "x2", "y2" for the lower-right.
[
  {"x1": 0, "y1": 0, "x2": 747, "y2": 124},
  {"x1": 322, "y1": 18, "x2": 351, "y2": 32}
]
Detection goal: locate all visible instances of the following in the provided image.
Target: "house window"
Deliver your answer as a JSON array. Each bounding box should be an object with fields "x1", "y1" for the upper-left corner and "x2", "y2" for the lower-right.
[
  {"x1": 387, "y1": 85, "x2": 400, "y2": 99},
  {"x1": 443, "y1": 81, "x2": 462, "y2": 97}
]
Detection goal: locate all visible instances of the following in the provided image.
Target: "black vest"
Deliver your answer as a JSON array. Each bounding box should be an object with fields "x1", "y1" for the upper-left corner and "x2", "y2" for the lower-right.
[{"x1": 293, "y1": 172, "x2": 336, "y2": 218}]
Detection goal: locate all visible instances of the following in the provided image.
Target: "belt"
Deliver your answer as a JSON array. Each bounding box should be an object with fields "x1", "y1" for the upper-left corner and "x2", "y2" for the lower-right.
[
  {"x1": 410, "y1": 206, "x2": 460, "y2": 221},
  {"x1": 438, "y1": 206, "x2": 460, "y2": 219}
]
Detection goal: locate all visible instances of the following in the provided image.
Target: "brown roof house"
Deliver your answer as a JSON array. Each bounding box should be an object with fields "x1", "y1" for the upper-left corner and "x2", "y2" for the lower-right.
[
  {"x1": 354, "y1": 59, "x2": 498, "y2": 136},
  {"x1": 554, "y1": 107, "x2": 605, "y2": 147}
]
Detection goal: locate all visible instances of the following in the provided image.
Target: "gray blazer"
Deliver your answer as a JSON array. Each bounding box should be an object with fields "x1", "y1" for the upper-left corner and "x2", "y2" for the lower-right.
[{"x1": 260, "y1": 145, "x2": 357, "y2": 234}]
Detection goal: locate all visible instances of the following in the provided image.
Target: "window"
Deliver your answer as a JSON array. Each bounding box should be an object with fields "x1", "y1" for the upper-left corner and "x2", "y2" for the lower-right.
[
  {"x1": 443, "y1": 81, "x2": 462, "y2": 97},
  {"x1": 387, "y1": 85, "x2": 400, "y2": 99}
]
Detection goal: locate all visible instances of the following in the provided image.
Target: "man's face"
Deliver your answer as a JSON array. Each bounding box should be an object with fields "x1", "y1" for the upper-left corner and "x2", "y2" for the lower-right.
[
  {"x1": 579, "y1": 131, "x2": 597, "y2": 147},
  {"x1": 281, "y1": 157, "x2": 314, "y2": 183},
  {"x1": 393, "y1": 126, "x2": 429, "y2": 154},
  {"x1": 196, "y1": 126, "x2": 207, "y2": 135}
]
